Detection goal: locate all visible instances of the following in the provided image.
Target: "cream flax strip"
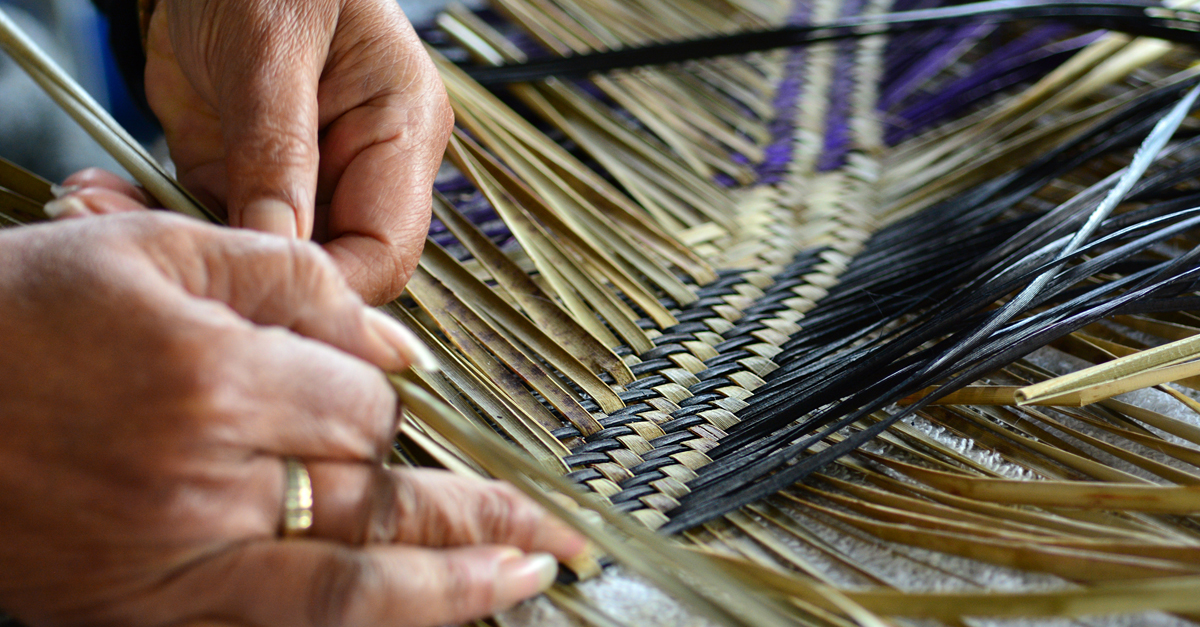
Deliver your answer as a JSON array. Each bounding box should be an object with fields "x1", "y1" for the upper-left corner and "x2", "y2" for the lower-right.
[{"x1": 1018, "y1": 333, "x2": 1200, "y2": 404}]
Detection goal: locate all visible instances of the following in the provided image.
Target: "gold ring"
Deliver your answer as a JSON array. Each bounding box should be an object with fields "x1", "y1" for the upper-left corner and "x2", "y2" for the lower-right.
[{"x1": 282, "y1": 457, "x2": 314, "y2": 538}]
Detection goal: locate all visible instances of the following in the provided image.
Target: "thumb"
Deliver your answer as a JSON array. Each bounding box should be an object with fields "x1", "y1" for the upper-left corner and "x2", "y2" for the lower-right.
[{"x1": 211, "y1": 9, "x2": 329, "y2": 241}]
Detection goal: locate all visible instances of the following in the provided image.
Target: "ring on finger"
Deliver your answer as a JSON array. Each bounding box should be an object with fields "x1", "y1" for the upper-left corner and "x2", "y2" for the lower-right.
[{"x1": 282, "y1": 457, "x2": 314, "y2": 538}]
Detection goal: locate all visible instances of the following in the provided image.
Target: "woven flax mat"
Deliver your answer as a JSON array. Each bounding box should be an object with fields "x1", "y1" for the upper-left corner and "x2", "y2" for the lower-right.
[{"x1": 403, "y1": 1, "x2": 1200, "y2": 624}]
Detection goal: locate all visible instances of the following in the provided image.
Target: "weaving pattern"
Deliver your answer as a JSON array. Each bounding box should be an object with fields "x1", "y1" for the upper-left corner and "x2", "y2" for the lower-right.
[
  {"x1": 399, "y1": 1, "x2": 1200, "y2": 622},
  {"x1": 425, "y1": 0, "x2": 1105, "y2": 520},
  {"x1": 423, "y1": 0, "x2": 879, "y2": 530}
]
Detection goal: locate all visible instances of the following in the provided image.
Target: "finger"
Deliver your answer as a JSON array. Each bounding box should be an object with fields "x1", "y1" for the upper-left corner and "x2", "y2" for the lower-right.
[
  {"x1": 315, "y1": 5, "x2": 451, "y2": 304},
  {"x1": 224, "y1": 328, "x2": 399, "y2": 462},
  {"x1": 321, "y1": 135, "x2": 438, "y2": 305},
  {"x1": 44, "y1": 188, "x2": 151, "y2": 220},
  {"x1": 143, "y1": 218, "x2": 436, "y2": 372},
  {"x1": 61, "y1": 168, "x2": 155, "y2": 205},
  {"x1": 305, "y1": 464, "x2": 588, "y2": 560},
  {"x1": 214, "y1": 8, "x2": 332, "y2": 241},
  {"x1": 174, "y1": 540, "x2": 558, "y2": 627},
  {"x1": 319, "y1": 88, "x2": 450, "y2": 305}
]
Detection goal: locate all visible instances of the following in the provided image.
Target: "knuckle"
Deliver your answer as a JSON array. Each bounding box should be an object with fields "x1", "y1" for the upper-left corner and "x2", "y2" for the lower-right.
[
  {"x1": 309, "y1": 550, "x2": 379, "y2": 627},
  {"x1": 363, "y1": 467, "x2": 401, "y2": 543},
  {"x1": 226, "y1": 122, "x2": 318, "y2": 197},
  {"x1": 434, "y1": 554, "x2": 494, "y2": 616},
  {"x1": 244, "y1": 113, "x2": 316, "y2": 154},
  {"x1": 477, "y1": 482, "x2": 527, "y2": 543},
  {"x1": 391, "y1": 470, "x2": 477, "y2": 548},
  {"x1": 260, "y1": 237, "x2": 353, "y2": 313},
  {"x1": 287, "y1": 238, "x2": 345, "y2": 294},
  {"x1": 485, "y1": 482, "x2": 544, "y2": 546},
  {"x1": 389, "y1": 470, "x2": 422, "y2": 532},
  {"x1": 257, "y1": 123, "x2": 317, "y2": 167}
]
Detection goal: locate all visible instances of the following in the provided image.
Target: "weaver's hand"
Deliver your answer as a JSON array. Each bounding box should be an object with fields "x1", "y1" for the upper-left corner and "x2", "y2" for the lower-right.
[
  {"x1": 0, "y1": 213, "x2": 584, "y2": 626},
  {"x1": 143, "y1": 0, "x2": 452, "y2": 305}
]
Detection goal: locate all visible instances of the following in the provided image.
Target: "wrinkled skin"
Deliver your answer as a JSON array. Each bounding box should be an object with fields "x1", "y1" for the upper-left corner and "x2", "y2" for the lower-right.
[
  {"x1": 0, "y1": 1, "x2": 587, "y2": 623},
  {"x1": 0, "y1": 213, "x2": 585, "y2": 627},
  {"x1": 145, "y1": 0, "x2": 452, "y2": 305}
]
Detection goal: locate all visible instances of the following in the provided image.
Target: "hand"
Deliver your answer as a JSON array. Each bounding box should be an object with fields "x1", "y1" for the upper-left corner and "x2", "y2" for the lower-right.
[
  {"x1": 142, "y1": 0, "x2": 453, "y2": 305},
  {"x1": 0, "y1": 212, "x2": 585, "y2": 626}
]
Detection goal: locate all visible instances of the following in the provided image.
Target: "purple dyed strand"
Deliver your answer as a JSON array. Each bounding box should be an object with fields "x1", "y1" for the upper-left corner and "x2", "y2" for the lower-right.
[
  {"x1": 754, "y1": 0, "x2": 814, "y2": 185},
  {"x1": 816, "y1": 0, "x2": 866, "y2": 171},
  {"x1": 885, "y1": 29, "x2": 1097, "y2": 144},
  {"x1": 882, "y1": 0, "x2": 955, "y2": 77},
  {"x1": 887, "y1": 23, "x2": 1072, "y2": 114},
  {"x1": 885, "y1": 25, "x2": 955, "y2": 79},
  {"x1": 879, "y1": 22, "x2": 995, "y2": 111}
]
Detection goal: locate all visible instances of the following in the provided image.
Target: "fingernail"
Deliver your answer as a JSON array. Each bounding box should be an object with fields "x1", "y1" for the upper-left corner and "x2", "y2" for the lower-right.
[
  {"x1": 242, "y1": 199, "x2": 298, "y2": 238},
  {"x1": 364, "y1": 308, "x2": 440, "y2": 372},
  {"x1": 50, "y1": 183, "x2": 81, "y2": 198},
  {"x1": 495, "y1": 551, "x2": 558, "y2": 609},
  {"x1": 43, "y1": 196, "x2": 89, "y2": 219}
]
